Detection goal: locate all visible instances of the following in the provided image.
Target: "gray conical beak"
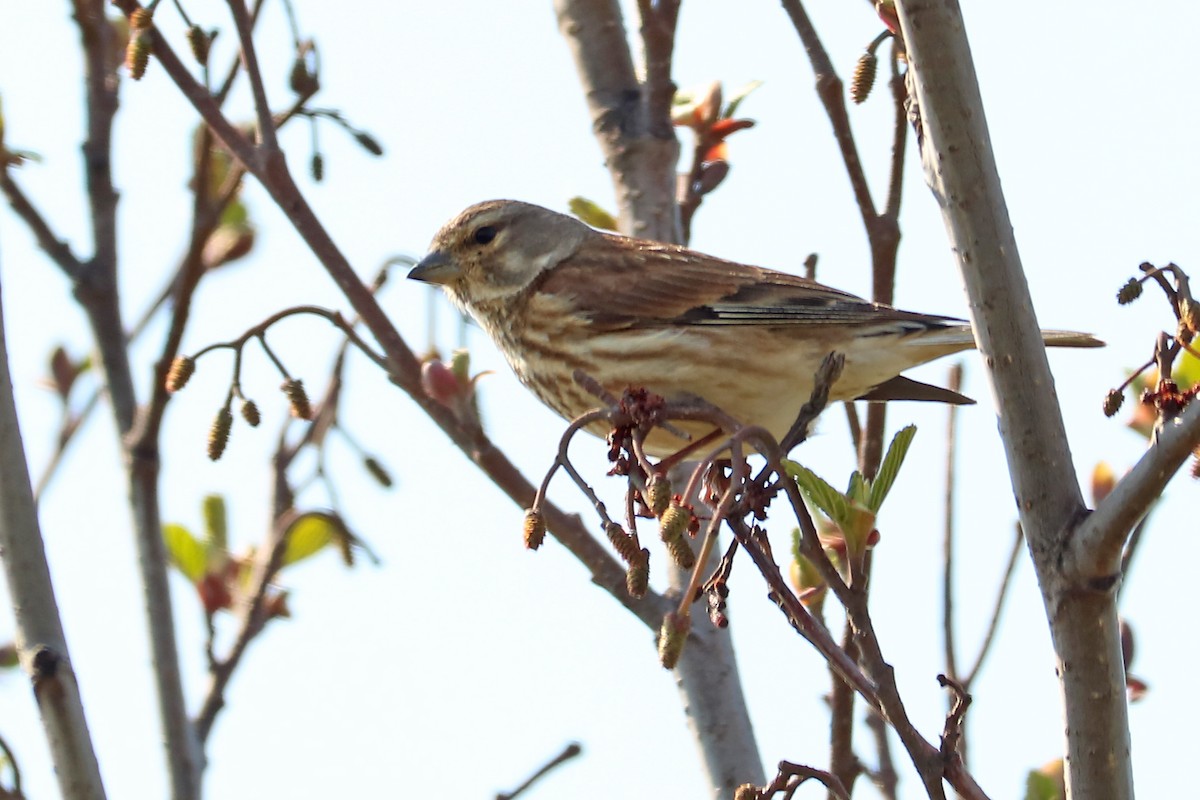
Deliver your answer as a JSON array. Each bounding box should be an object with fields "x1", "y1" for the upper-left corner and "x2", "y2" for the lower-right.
[{"x1": 407, "y1": 251, "x2": 461, "y2": 285}]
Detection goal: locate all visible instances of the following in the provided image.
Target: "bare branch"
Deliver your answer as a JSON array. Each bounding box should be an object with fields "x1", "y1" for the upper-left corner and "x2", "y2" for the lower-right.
[
  {"x1": 0, "y1": 172, "x2": 84, "y2": 278},
  {"x1": 941, "y1": 364, "x2": 963, "y2": 680},
  {"x1": 552, "y1": 0, "x2": 680, "y2": 241},
  {"x1": 1072, "y1": 399, "x2": 1200, "y2": 580},
  {"x1": 0, "y1": 286, "x2": 106, "y2": 800},
  {"x1": 894, "y1": 1, "x2": 1130, "y2": 795}
]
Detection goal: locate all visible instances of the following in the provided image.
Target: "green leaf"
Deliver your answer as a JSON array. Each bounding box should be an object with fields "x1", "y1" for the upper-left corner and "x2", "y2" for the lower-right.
[
  {"x1": 784, "y1": 461, "x2": 849, "y2": 526},
  {"x1": 282, "y1": 512, "x2": 341, "y2": 566},
  {"x1": 219, "y1": 197, "x2": 249, "y2": 228},
  {"x1": 163, "y1": 524, "x2": 207, "y2": 582},
  {"x1": 867, "y1": 425, "x2": 917, "y2": 512},
  {"x1": 1175, "y1": 347, "x2": 1200, "y2": 390},
  {"x1": 846, "y1": 471, "x2": 869, "y2": 505},
  {"x1": 567, "y1": 196, "x2": 619, "y2": 232},
  {"x1": 723, "y1": 79, "x2": 763, "y2": 119},
  {"x1": 202, "y1": 494, "x2": 228, "y2": 551},
  {"x1": 1023, "y1": 770, "x2": 1061, "y2": 800}
]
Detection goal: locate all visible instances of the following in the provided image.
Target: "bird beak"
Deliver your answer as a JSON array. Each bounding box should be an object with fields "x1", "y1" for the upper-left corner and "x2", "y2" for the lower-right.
[{"x1": 408, "y1": 251, "x2": 461, "y2": 285}]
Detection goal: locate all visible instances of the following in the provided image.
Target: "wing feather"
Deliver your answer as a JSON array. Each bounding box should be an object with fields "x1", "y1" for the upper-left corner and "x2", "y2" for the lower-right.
[{"x1": 535, "y1": 234, "x2": 961, "y2": 332}]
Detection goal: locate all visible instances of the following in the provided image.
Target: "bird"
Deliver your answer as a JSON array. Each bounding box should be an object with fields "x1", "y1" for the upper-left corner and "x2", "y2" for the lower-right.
[{"x1": 409, "y1": 200, "x2": 1101, "y2": 456}]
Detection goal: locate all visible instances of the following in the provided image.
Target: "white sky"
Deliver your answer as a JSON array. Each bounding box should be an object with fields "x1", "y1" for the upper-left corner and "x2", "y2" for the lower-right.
[{"x1": 1, "y1": 2, "x2": 1198, "y2": 798}]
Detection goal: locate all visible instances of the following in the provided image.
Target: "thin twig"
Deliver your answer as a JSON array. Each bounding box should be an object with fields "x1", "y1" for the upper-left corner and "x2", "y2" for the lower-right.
[
  {"x1": 1117, "y1": 510, "x2": 1154, "y2": 602},
  {"x1": 942, "y1": 363, "x2": 963, "y2": 680},
  {"x1": 0, "y1": 729, "x2": 23, "y2": 797},
  {"x1": 194, "y1": 507, "x2": 300, "y2": 743},
  {"x1": 189, "y1": 305, "x2": 387, "y2": 368},
  {"x1": 495, "y1": 742, "x2": 583, "y2": 800},
  {"x1": 757, "y1": 760, "x2": 851, "y2": 800},
  {"x1": 224, "y1": 0, "x2": 277, "y2": 153},
  {"x1": 963, "y1": 525, "x2": 1023, "y2": 689},
  {"x1": 864, "y1": 708, "x2": 899, "y2": 800},
  {"x1": 0, "y1": 173, "x2": 84, "y2": 278},
  {"x1": 937, "y1": 674, "x2": 971, "y2": 762},
  {"x1": 828, "y1": 620, "x2": 863, "y2": 795}
]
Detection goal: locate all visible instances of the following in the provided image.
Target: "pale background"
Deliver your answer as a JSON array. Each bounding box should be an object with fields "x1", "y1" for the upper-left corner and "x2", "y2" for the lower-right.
[{"x1": 1, "y1": 2, "x2": 1197, "y2": 798}]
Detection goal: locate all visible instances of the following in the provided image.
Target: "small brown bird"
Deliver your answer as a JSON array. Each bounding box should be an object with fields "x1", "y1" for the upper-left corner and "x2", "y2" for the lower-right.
[{"x1": 409, "y1": 200, "x2": 1101, "y2": 455}]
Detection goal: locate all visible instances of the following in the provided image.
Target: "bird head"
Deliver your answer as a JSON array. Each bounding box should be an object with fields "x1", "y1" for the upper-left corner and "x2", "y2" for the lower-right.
[{"x1": 409, "y1": 200, "x2": 591, "y2": 309}]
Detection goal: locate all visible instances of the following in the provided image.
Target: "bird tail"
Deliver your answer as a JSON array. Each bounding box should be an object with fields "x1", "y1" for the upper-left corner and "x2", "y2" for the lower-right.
[
  {"x1": 914, "y1": 325, "x2": 1103, "y2": 349},
  {"x1": 1039, "y1": 329, "x2": 1104, "y2": 348}
]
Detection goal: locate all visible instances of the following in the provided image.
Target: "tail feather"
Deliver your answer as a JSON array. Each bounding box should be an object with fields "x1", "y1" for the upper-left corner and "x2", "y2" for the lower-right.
[
  {"x1": 914, "y1": 325, "x2": 1104, "y2": 349},
  {"x1": 1040, "y1": 329, "x2": 1104, "y2": 348},
  {"x1": 857, "y1": 376, "x2": 976, "y2": 405}
]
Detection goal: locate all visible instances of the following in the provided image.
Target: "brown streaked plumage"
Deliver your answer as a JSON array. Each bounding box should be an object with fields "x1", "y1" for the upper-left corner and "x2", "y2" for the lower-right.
[{"x1": 409, "y1": 200, "x2": 1102, "y2": 455}]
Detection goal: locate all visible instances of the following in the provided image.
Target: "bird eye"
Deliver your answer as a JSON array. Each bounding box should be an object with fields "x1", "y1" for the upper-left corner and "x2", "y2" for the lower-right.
[{"x1": 473, "y1": 226, "x2": 497, "y2": 245}]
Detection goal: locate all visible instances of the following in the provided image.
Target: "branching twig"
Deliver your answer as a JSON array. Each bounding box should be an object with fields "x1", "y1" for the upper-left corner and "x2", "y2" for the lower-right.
[
  {"x1": 752, "y1": 760, "x2": 851, "y2": 800},
  {"x1": 937, "y1": 674, "x2": 970, "y2": 765},
  {"x1": 188, "y1": 305, "x2": 387, "y2": 369},
  {"x1": 193, "y1": 507, "x2": 298, "y2": 744}
]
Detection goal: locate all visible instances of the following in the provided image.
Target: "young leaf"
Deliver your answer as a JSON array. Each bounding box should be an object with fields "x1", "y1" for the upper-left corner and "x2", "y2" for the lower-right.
[
  {"x1": 202, "y1": 494, "x2": 228, "y2": 551},
  {"x1": 1024, "y1": 768, "x2": 1062, "y2": 800},
  {"x1": 567, "y1": 196, "x2": 618, "y2": 232},
  {"x1": 282, "y1": 512, "x2": 338, "y2": 566},
  {"x1": 868, "y1": 425, "x2": 917, "y2": 511},
  {"x1": 784, "y1": 461, "x2": 849, "y2": 525},
  {"x1": 847, "y1": 471, "x2": 869, "y2": 505},
  {"x1": 163, "y1": 524, "x2": 207, "y2": 582},
  {"x1": 722, "y1": 79, "x2": 763, "y2": 119}
]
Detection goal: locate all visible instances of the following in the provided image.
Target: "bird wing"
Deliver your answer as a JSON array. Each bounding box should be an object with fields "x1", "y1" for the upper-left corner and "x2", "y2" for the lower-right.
[{"x1": 537, "y1": 235, "x2": 962, "y2": 332}]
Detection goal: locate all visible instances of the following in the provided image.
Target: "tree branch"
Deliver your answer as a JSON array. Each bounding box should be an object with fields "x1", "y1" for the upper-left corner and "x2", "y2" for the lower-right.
[
  {"x1": 552, "y1": 0, "x2": 680, "y2": 241},
  {"x1": 894, "y1": 2, "x2": 1131, "y2": 796},
  {"x1": 0, "y1": 172, "x2": 84, "y2": 278},
  {"x1": 0, "y1": 282, "x2": 107, "y2": 800},
  {"x1": 1070, "y1": 400, "x2": 1200, "y2": 579},
  {"x1": 70, "y1": 4, "x2": 202, "y2": 798}
]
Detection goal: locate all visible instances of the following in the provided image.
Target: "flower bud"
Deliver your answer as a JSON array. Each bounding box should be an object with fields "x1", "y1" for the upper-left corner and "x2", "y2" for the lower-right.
[
  {"x1": 1103, "y1": 389, "x2": 1124, "y2": 418},
  {"x1": 1117, "y1": 278, "x2": 1142, "y2": 305},
  {"x1": 166, "y1": 356, "x2": 195, "y2": 392},
  {"x1": 851, "y1": 51, "x2": 878, "y2": 104},
  {"x1": 240, "y1": 399, "x2": 261, "y2": 427},
  {"x1": 420, "y1": 359, "x2": 461, "y2": 408},
  {"x1": 626, "y1": 549, "x2": 650, "y2": 599},
  {"x1": 734, "y1": 784, "x2": 762, "y2": 800},
  {"x1": 657, "y1": 610, "x2": 691, "y2": 669},
  {"x1": 523, "y1": 509, "x2": 546, "y2": 550},
  {"x1": 354, "y1": 132, "x2": 384, "y2": 156},
  {"x1": 1090, "y1": 461, "x2": 1115, "y2": 505},
  {"x1": 186, "y1": 25, "x2": 211, "y2": 66},
  {"x1": 647, "y1": 476, "x2": 671, "y2": 517},
  {"x1": 207, "y1": 407, "x2": 232, "y2": 461},
  {"x1": 658, "y1": 502, "x2": 692, "y2": 545},
  {"x1": 364, "y1": 457, "x2": 393, "y2": 488},
  {"x1": 604, "y1": 522, "x2": 638, "y2": 562},
  {"x1": 281, "y1": 378, "x2": 313, "y2": 420},
  {"x1": 666, "y1": 535, "x2": 696, "y2": 570},
  {"x1": 126, "y1": 30, "x2": 151, "y2": 80}
]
